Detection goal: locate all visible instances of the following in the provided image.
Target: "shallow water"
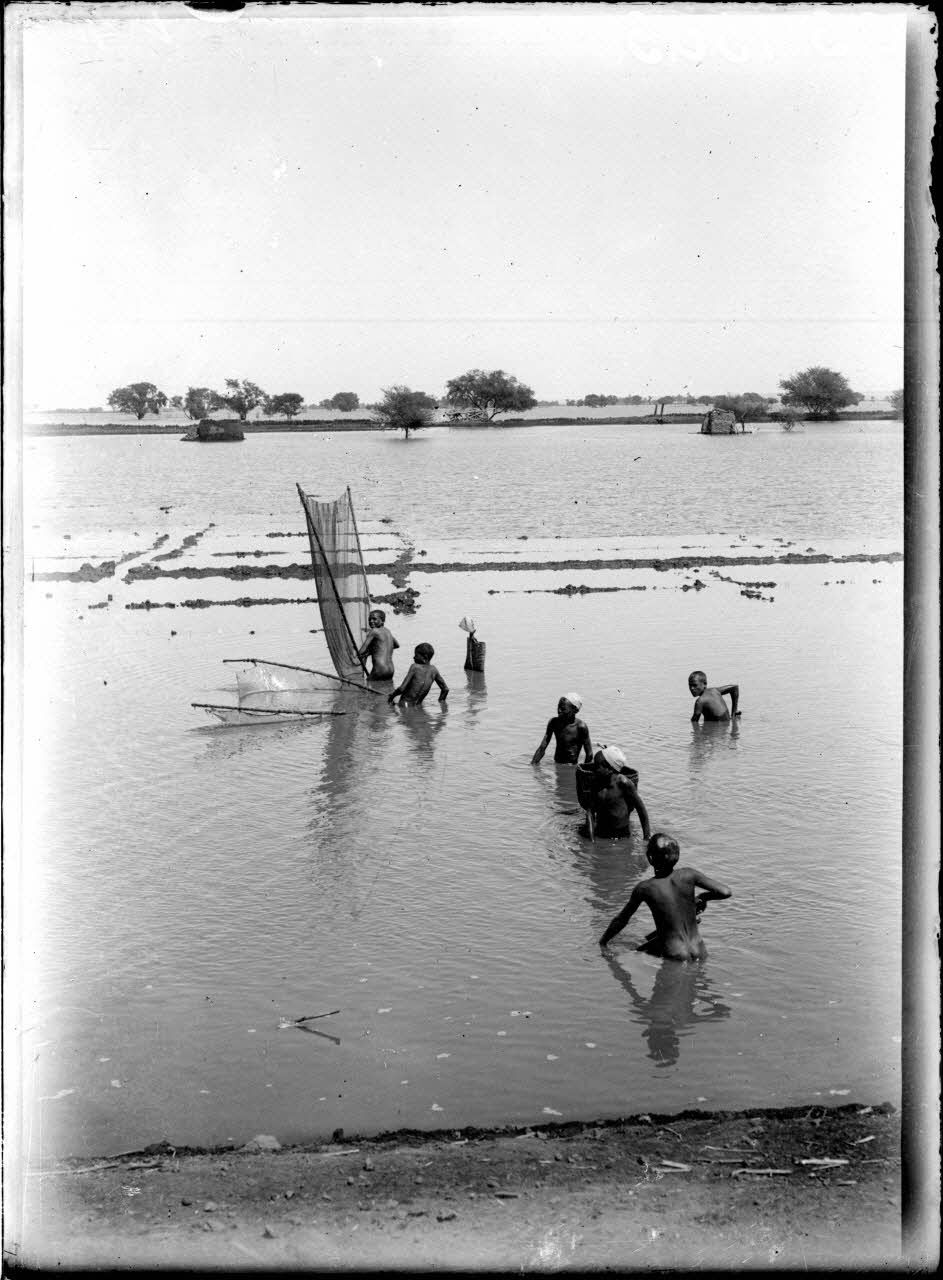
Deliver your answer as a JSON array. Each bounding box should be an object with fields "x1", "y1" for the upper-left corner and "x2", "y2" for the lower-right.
[{"x1": 15, "y1": 423, "x2": 902, "y2": 1157}]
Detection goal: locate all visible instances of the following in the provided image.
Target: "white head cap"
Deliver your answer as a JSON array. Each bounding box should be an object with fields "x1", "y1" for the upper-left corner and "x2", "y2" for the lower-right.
[
  {"x1": 563, "y1": 692, "x2": 582, "y2": 711},
  {"x1": 598, "y1": 745, "x2": 626, "y2": 770}
]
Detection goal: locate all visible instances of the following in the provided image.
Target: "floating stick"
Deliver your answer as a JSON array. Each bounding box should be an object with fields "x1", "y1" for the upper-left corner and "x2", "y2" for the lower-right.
[{"x1": 293, "y1": 1009, "x2": 341, "y2": 1023}]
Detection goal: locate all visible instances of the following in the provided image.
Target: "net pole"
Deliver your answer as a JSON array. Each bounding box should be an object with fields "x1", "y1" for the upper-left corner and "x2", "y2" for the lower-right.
[{"x1": 221, "y1": 658, "x2": 382, "y2": 694}]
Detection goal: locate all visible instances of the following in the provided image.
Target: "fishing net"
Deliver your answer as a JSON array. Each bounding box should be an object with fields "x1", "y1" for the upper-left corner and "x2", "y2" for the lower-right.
[
  {"x1": 297, "y1": 486, "x2": 370, "y2": 681},
  {"x1": 227, "y1": 661, "x2": 341, "y2": 697}
]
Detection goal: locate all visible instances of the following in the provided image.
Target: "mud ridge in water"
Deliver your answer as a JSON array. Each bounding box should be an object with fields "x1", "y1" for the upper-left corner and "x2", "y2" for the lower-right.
[
  {"x1": 710, "y1": 570, "x2": 777, "y2": 588},
  {"x1": 500, "y1": 583, "x2": 649, "y2": 596},
  {"x1": 125, "y1": 597, "x2": 322, "y2": 610},
  {"x1": 388, "y1": 542, "x2": 415, "y2": 589},
  {"x1": 370, "y1": 587, "x2": 421, "y2": 613},
  {"x1": 37, "y1": 561, "x2": 118, "y2": 583},
  {"x1": 404, "y1": 551, "x2": 903, "y2": 574},
  {"x1": 115, "y1": 549, "x2": 902, "y2": 587},
  {"x1": 152, "y1": 526, "x2": 215, "y2": 562}
]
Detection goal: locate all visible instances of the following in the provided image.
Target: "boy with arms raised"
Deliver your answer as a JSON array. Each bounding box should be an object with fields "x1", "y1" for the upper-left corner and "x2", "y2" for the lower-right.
[
  {"x1": 531, "y1": 693, "x2": 593, "y2": 765},
  {"x1": 688, "y1": 671, "x2": 741, "y2": 722},
  {"x1": 599, "y1": 833, "x2": 731, "y2": 960}
]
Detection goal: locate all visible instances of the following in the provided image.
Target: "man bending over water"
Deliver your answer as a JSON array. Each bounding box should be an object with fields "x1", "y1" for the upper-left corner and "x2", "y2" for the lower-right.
[{"x1": 599, "y1": 833, "x2": 731, "y2": 960}]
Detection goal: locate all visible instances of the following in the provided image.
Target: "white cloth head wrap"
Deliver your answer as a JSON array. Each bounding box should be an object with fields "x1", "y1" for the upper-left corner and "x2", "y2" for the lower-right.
[
  {"x1": 563, "y1": 692, "x2": 582, "y2": 711},
  {"x1": 598, "y1": 745, "x2": 626, "y2": 770}
]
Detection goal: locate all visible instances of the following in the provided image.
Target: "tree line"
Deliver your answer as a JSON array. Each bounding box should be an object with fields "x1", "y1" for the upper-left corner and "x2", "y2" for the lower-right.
[
  {"x1": 105, "y1": 369, "x2": 539, "y2": 436},
  {"x1": 106, "y1": 366, "x2": 898, "y2": 436}
]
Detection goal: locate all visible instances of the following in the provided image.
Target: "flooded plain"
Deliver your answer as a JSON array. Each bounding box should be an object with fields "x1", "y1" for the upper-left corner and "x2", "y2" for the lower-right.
[{"x1": 16, "y1": 421, "x2": 902, "y2": 1157}]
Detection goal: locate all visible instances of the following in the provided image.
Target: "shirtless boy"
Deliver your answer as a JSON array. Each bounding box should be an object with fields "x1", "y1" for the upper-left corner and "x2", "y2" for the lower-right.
[
  {"x1": 531, "y1": 693, "x2": 593, "y2": 765},
  {"x1": 578, "y1": 746, "x2": 651, "y2": 840},
  {"x1": 388, "y1": 643, "x2": 449, "y2": 706},
  {"x1": 688, "y1": 671, "x2": 741, "y2": 722},
  {"x1": 599, "y1": 833, "x2": 731, "y2": 960},
  {"x1": 358, "y1": 609, "x2": 399, "y2": 680}
]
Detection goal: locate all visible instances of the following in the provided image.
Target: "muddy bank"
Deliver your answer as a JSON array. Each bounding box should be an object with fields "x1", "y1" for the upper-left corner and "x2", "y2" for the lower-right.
[{"x1": 14, "y1": 1103, "x2": 913, "y2": 1271}]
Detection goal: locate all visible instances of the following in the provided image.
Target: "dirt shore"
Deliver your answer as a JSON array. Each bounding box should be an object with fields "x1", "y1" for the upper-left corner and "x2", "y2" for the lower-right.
[{"x1": 10, "y1": 1103, "x2": 913, "y2": 1271}]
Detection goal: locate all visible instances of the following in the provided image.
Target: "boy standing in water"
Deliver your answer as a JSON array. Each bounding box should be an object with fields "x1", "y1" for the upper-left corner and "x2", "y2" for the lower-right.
[
  {"x1": 599, "y1": 833, "x2": 731, "y2": 960},
  {"x1": 359, "y1": 608, "x2": 399, "y2": 681},
  {"x1": 388, "y1": 643, "x2": 449, "y2": 706},
  {"x1": 531, "y1": 693, "x2": 593, "y2": 765},
  {"x1": 578, "y1": 746, "x2": 651, "y2": 841},
  {"x1": 688, "y1": 671, "x2": 741, "y2": 721}
]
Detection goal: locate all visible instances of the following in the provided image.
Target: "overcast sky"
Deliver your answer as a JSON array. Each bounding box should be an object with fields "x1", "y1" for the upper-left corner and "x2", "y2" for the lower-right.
[{"x1": 14, "y1": 3, "x2": 907, "y2": 408}]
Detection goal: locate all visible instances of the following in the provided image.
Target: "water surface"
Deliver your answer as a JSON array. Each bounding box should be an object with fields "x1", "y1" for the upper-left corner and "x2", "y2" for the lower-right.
[{"x1": 16, "y1": 422, "x2": 902, "y2": 1157}]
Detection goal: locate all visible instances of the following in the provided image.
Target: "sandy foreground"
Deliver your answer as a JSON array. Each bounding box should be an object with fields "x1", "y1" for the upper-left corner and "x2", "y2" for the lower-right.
[{"x1": 9, "y1": 1102, "x2": 923, "y2": 1272}]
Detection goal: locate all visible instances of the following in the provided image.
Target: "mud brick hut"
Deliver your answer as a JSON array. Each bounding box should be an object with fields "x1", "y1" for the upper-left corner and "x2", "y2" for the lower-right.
[
  {"x1": 700, "y1": 407, "x2": 739, "y2": 435},
  {"x1": 182, "y1": 419, "x2": 245, "y2": 442}
]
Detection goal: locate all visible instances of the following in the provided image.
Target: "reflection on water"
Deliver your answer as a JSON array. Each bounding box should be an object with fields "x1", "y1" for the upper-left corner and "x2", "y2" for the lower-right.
[
  {"x1": 603, "y1": 952, "x2": 732, "y2": 1068},
  {"x1": 395, "y1": 700, "x2": 450, "y2": 759},
  {"x1": 464, "y1": 671, "x2": 488, "y2": 725},
  {"x1": 689, "y1": 718, "x2": 741, "y2": 770},
  {"x1": 293, "y1": 1021, "x2": 341, "y2": 1046}
]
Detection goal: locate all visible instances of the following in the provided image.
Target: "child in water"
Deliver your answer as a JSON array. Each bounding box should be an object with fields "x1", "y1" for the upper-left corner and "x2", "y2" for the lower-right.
[
  {"x1": 531, "y1": 693, "x2": 593, "y2": 765},
  {"x1": 688, "y1": 671, "x2": 741, "y2": 722},
  {"x1": 599, "y1": 833, "x2": 731, "y2": 960},
  {"x1": 358, "y1": 608, "x2": 399, "y2": 680},
  {"x1": 388, "y1": 643, "x2": 449, "y2": 706}
]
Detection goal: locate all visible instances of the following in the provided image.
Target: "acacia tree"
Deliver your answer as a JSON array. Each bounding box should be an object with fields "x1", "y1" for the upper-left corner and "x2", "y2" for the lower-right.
[
  {"x1": 370, "y1": 385, "x2": 437, "y2": 439},
  {"x1": 264, "y1": 393, "x2": 304, "y2": 420},
  {"x1": 177, "y1": 387, "x2": 217, "y2": 420},
  {"x1": 444, "y1": 369, "x2": 536, "y2": 421},
  {"x1": 214, "y1": 378, "x2": 267, "y2": 421},
  {"x1": 780, "y1": 367, "x2": 860, "y2": 419},
  {"x1": 712, "y1": 392, "x2": 769, "y2": 429},
  {"x1": 107, "y1": 382, "x2": 168, "y2": 419}
]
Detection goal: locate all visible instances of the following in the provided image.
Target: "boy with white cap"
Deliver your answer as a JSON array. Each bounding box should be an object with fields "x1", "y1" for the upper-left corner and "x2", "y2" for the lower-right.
[
  {"x1": 531, "y1": 693, "x2": 593, "y2": 765},
  {"x1": 578, "y1": 745, "x2": 651, "y2": 841}
]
